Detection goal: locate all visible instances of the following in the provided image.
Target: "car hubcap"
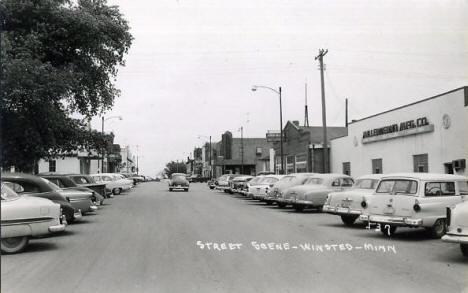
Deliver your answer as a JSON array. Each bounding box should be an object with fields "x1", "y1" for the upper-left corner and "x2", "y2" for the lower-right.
[{"x1": 2, "y1": 237, "x2": 24, "y2": 248}]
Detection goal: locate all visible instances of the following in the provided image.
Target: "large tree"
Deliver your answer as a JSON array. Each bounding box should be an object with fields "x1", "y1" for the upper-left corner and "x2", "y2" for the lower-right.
[
  {"x1": 164, "y1": 161, "x2": 187, "y2": 177},
  {"x1": 1, "y1": 0, "x2": 132, "y2": 172}
]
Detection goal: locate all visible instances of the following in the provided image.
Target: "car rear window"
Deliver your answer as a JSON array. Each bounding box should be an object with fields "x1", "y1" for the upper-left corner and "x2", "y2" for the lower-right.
[
  {"x1": 72, "y1": 176, "x2": 92, "y2": 184},
  {"x1": 425, "y1": 182, "x2": 456, "y2": 196},
  {"x1": 172, "y1": 175, "x2": 186, "y2": 180},
  {"x1": 281, "y1": 176, "x2": 295, "y2": 182},
  {"x1": 304, "y1": 178, "x2": 323, "y2": 185},
  {"x1": 354, "y1": 179, "x2": 379, "y2": 189},
  {"x1": 376, "y1": 179, "x2": 418, "y2": 195}
]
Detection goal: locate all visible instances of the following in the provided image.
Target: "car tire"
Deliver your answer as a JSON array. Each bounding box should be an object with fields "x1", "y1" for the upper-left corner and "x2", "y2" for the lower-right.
[
  {"x1": 429, "y1": 218, "x2": 447, "y2": 239},
  {"x1": 380, "y1": 224, "x2": 397, "y2": 237},
  {"x1": 113, "y1": 188, "x2": 121, "y2": 195},
  {"x1": 169, "y1": 188, "x2": 173, "y2": 192},
  {"x1": 294, "y1": 205, "x2": 304, "y2": 212},
  {"x1": 277, "y1": 202, "x2": 286, "y2": 208},
  {"x1": 461, "y1": 244, "x2": 468, "y2": 257},
  {"x1": 341, "y1": 215, "x2": 358, "y2": 226},
  {"x1": 184, "y1": 188, "x2": 189, "y2": 192},
  {"x1": 1, "y1": 236, "x2": 29, "y2": 254}
]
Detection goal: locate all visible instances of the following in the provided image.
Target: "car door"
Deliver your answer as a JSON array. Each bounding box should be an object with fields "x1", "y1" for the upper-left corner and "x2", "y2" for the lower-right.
[{"x1": 418, "y1": 181, "x2": 463, "y2": 225}]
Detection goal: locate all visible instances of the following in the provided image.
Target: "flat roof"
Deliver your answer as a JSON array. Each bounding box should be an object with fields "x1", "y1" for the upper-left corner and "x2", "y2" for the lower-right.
[{"x1": 348, "y1": 86, "x2": 466, "y2": 125}]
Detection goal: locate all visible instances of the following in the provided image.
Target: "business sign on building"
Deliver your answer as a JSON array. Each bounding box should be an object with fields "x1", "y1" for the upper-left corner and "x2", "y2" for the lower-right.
[{"x1": 362, "y1": 117, "x2": 434, "y2": 144}]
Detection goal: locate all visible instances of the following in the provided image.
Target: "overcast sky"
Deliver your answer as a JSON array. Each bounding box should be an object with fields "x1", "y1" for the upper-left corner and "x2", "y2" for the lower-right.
[{"x1": 91, "y1": 0, "x2": 468, "y2": 175}]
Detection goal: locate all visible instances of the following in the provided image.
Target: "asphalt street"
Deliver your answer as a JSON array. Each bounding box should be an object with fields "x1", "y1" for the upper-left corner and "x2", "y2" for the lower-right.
[{"x1": 2, "y1": 182, "x2": 468, "y2": 293}]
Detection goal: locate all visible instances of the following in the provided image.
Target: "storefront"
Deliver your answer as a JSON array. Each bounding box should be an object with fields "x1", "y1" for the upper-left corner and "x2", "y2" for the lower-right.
[{"x1": 330, "y1": 86, "x2": 468, "y2": 177}]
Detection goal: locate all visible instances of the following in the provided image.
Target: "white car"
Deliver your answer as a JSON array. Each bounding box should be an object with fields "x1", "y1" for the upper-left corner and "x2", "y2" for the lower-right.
[
  {"x1": 91, "y1": 173, "x2": 132, "y2": 195},
  {"x1": 442, "y1": 199, "x2": 468, "y2": 257},
  {"x1": 323, "y1": 174, "x2": 385, "y2": 225},
  {"x1": 1, "y1": 183, "x2": 66, "y2": 253},
  {"x1": 249, "y1": 175, "x2": 284, "y2": 200},
  {"x1": 360, "y1": 173, "x2": 467, "y2": 238}
]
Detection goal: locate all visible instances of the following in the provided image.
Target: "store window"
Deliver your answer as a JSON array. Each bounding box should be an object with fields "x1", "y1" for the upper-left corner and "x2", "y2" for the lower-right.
[
  {"x1": 342, "y1": 162, "x2": 351, "y2": 175},
  {"x1": 413, "y1": 154, "x2": 429, "y2": 173},
  {"x1": 372, "y1": 159, "x2": 383, "y2": 174},
  {"x1": 256, "y1": 147, "x2": 262, "y2": 155},
  {"x1": 295, "y1": 153, "x2": 307, "y2": 173},
  {"x1": 286, "y1": 155, "x2": 295, "y2": 174},
  {"x1": 48, "y1": 160, "x2": 56, "y2": 172}
]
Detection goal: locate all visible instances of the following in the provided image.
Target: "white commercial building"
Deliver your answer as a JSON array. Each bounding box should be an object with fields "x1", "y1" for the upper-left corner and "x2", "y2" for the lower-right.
[{"x1": 330, "y1": 86, "x2": 468, "y2": 177}]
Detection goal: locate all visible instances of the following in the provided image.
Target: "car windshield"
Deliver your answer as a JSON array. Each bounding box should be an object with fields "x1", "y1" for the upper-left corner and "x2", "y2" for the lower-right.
[
  {"x1": 71, "y1": 176, "x2": 93, "y2": 184},
  {"x1": 303, "y1": 178, "x2": 323, "y2": 185},
  {"x1": 280, "y1": 176, "x2": 295, "y2": 182},
  {"x1": 354, "y1": 179, "x2": 379, "y2": 189},
  {"x1": 40, "y1": 178, "x2": 61, "y2": 191},
  {"x1": 376, "y1": 179, "x2": 418, "y2": 195},
  {"x1": 1, "y1": 184, "x2": 20, "y2": 200}
]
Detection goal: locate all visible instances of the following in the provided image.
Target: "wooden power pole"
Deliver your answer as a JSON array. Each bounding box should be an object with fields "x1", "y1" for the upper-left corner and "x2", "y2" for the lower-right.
[{"x1": 315, "y1": 49, "x2": 329, "y2": 173}]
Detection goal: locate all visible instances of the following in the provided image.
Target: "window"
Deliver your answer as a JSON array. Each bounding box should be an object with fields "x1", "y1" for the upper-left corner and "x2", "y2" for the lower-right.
[
  {"x1": 256, "y1": 147, "x2": 262, "y2": 155},
  {"x1": 355, "y1": 179, "x2": 379, "y2": 189},
  {"x1": 376, "y1": 179, "x2": 418, "y2": 195},
  {"x1": 341, "y1": 178, "x2": 354, "y2": 187},
  {"x1": 49, "y1": 160, "x2": 56, "y2": 172},
  {"x1": 425, "y1": 182, "x2": 456, "y2": 196},
  {"x1": 459, "y1": 181, "x2": 468, "y2": 195},
  {"x1": 413, "y1": 154, "x2": 429, "y2": 173},
  {"x1": 48, "y1": 178, "x2": 65, "y2": 188},
  {"x1": 331, "y1": 179, "x2": 340, "y2": 187},
  {"x1": 342, "y1": 162, "x2": 351, "y2": 175},
  {"x1": 304, "y1": 178, "x2": 323, "y2": 185},
  {"x1": 372, "y1": 159, "x2": 382, "y2": 174}
]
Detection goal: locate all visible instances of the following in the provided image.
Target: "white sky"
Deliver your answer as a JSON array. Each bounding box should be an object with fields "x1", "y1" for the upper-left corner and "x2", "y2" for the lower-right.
[{"x1": 91, "y1": 0, "x2": 468, "y2": 175}]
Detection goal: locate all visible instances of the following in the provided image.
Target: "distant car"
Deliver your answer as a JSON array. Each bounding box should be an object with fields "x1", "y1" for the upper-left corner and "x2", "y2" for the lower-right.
[
  {"x1": 169, "y1": 173, "x2": 189, "y2": 191},
  {"x1": 291, "y1": 174, "x2": 354, "y2": 212},
  {"x1": 1, "y1": 183, "x2": 66, "y2": 254},
  {"x1": 215, "y1": 174, "x2": 240, "y2": 193},
  {"x1": 1, "y1": 173, "x2": 79, "y2": 223},
  {"x1": 38, "y1": 173, "x2": 105, "y2": 205},
  {"x1": 267, "y1": 173, "x2": 316, "y2": 207},
  {"x1": 323, "y1": 174, "x2": 384, "y2": 225},
  {"x1": 442, "y1": 199, "x2": 468, "y2": 257},
  {"x1": 360, "y1": 173, "x2": 467, "y2": 238},
  {"x1": 91, "y1": 173, "x2": 132, "y2": 195},
  {"x1": 228, "y1": 176, "x2": 253, "y2": 194},
  {"x1": 249, "y1": 175, "x2": 284, "y2": 200}
]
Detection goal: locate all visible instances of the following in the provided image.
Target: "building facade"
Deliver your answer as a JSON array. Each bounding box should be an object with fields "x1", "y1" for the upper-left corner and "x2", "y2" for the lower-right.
[
  {"x1": 271, "y1": 121, "x2": 348, "y2": 174},
  {"x1": 330, "y1": 86, "x2": 468, "y2": 177}
]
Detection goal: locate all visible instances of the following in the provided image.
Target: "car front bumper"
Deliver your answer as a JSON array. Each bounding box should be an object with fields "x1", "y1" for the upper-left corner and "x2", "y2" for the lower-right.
[
  {"x1": 442, "y1": 234, "x2": 468, "y2": 244},
  {"x1": 48, "y1": 223, "x2": 66, "y2": 233}
]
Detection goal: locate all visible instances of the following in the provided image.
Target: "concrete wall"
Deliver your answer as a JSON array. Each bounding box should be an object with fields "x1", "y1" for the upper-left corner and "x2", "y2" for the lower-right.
[{"x1": 330, "y1": 87, "x2": 468, "y2": 177}]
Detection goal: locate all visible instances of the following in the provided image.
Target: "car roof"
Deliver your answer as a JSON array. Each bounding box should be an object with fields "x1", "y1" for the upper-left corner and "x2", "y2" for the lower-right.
[
  {"x1": 264, "y1": 175, "x2": 285, "y2": 179},
  {"x1": 380, "y1": 173, "x2": 467, "y2": 181},
  {"x1": 306, "y1": 173, "x2": 352, "y2": 178},
  {"x1": 356, "y1": 174, "x2": 386, "y2": 180}
]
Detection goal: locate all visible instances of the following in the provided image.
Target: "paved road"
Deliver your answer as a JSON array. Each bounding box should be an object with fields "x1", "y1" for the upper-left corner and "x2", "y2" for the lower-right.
[{"x1": 2, "y1": 182, "x2": 468, "y2": 293}]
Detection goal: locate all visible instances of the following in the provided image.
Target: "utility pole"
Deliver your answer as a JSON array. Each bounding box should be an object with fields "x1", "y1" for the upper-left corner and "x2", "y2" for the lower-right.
[
  {"x1": 240, "y1": 126, "x2": 244, "y2": 174},
  {"x1": 101, "y1": 116, "x2": 105, "y2": 173},
  {"x1": 136, "y1": 145, "x2": 139, "y2": 174},
  {"x1": 345, "y1": 98, "x2": 349, "y2": 128},
  {"x1": 209, "y1": 136, "x2": 212, "y2": 179},
  {"x1": 315, "y1": 48, "x2": 329, "y2": 173},
  {"x1": 304, "y1": 83, "x2": 309, "y2": 127},
  {"x1": 279, "y1": 86, "x2": 284, "y2": 174}
]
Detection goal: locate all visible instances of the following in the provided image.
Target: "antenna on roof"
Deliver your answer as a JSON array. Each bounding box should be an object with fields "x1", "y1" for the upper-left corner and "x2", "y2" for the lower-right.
[{"x1": 304, "y1": 82, "x2": 310, "y2": 127}]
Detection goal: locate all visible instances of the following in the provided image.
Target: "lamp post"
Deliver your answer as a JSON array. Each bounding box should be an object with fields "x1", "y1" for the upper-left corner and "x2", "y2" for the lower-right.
[
  {"x1": 101, "y1": 115, "x2": 123, "y2": 173},
  {"x1": 251, "y1": 85, "x2": 284, "y2": 174},
  {"x1": 198, "y1": 135, "x2": 212, "y2": 179}
]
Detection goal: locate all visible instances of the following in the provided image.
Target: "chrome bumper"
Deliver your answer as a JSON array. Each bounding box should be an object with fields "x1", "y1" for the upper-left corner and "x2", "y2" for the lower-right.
[
  {"x1": 359, "y1": 214, "x2": 423, "y2": 226},
  {"x1": 73, "y1": 209, "x2": 83, "y2": 220},
  {"x1": 323, "y1": 205, "x2": 362, "y2": 215},
  {"x1": 48, "y1": 223, "x2": 66, "y2": 233},
  {"x1": 442, "y1": 234, "x2": 468, "y2": 244},
  {"x1": 277, "y1": 197, "x2": 295, "y2": 204}
]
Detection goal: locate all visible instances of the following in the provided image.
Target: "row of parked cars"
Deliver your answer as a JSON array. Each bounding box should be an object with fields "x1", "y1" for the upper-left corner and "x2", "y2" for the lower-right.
[
  {"x1": 0, "y1": 171, "x2": 143, "y2": 254},
  {"x1": 210, "y1": 172, "x2": 468, "y2": 257}
]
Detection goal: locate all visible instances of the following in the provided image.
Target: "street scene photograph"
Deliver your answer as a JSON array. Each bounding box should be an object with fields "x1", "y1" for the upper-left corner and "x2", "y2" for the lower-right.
[{"x1": 1, "y1": 0, "x2": 468, "y2": 292}]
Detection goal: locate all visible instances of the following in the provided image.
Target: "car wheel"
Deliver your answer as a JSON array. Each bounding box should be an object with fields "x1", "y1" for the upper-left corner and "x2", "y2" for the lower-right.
[
  {"x1": 294, "y1": 205, "x2": 304, "y2": 212},
  {"x1": 169, "y1": 188, "x2": 173, "y2": 192},
  {"x1": 113, "y1": 188, "x2": 121, "y2": 195},
  {"x1": 1, "y1": 236, "x2": 29, "y2": 254},
  {"x1": 461, "y1": 244, "x2": 468, "y2": 257},
  {"x1": 184, "y1": 188, "x2": 189, "y2": 192},
  {"x1": 341, "y1": 215, "x2": 358, "y2": 226},
  {"x1": 277, "y1": 202, "x2": 286, "y2": 208},
  {"x1": 429, "y1": 218, "x2": 446, "y2": 239},
  {"x1": 380, "y1": 224, "x2": 397, "y2": 237}
]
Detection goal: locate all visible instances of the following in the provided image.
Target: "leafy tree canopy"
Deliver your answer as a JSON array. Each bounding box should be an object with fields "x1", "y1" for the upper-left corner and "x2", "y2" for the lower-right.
[
  {"x1": 1, "y1": 0, "x2": 133, "y2": 172},
  {"x1": 164, "y1": 161, "x2": 187, "y2": 177}
]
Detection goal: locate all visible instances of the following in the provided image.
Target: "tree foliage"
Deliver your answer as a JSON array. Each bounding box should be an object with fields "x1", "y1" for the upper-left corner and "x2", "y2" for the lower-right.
[
  {"x1": 164, "y1": 161, "x2": 187, "y2": 177},
  {"x1": 1, "y1": 0, "x2": 133, "y2": 172}
]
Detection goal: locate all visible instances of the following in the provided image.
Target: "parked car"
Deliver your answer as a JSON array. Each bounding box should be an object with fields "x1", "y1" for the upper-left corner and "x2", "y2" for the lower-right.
[
  {"x1": 228, "y1": 176, "x2": 253, "y2": 194},
  {"x1": 291, "y1": 174, "x2": 354, "y2": 212},
  {"x1": 215, "y1": 174, "x2": 240, "y2": 192},
  {"x1": 323, "y1": 174, "x2": 384, "y2": 225},
  {"x1": 91, "y1": 173, "x2": 132, "y2": 195},
  {"x1": 68, "y1": 174, "x2": 110, "y2": 198},
  {"x1": 1, "y1": 183, "x2": 66, "y2": 253},
  {"x1": 442, "y1": 198, "x2": 468, "y2": 257},
  {"x1": 38, "y1": 173, "x2": 105, "y2": 205},
  {"x1": 249, "y1": 175, "x2": 284, "y2": 200},
  {"x1": 190, "y1": 174, "x2": 210, "y2": 183},
  {"x1": 169, "y1": 173, "x2": 189, "y2": 191},
  {"x1": 267, "y1": 173, "x2": 316, "y2": 207},
  {"x1": 359, "y1": 173, "x2": 467, "y2": 238},
  {"x1": 1, "y1": 173, "x2": 79, "y2": 223}
]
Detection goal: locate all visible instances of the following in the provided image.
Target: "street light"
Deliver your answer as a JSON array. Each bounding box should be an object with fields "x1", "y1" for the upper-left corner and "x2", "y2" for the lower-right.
[
  {"x1": 197, "y1": 135, "x2": 212, "y2": 179},
  {"x1": 101, "y1": 115, "x2": 123, "y2": 173},
  {"x1": 251, "y1": 85, "x2": 284, "y2": 174}
]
